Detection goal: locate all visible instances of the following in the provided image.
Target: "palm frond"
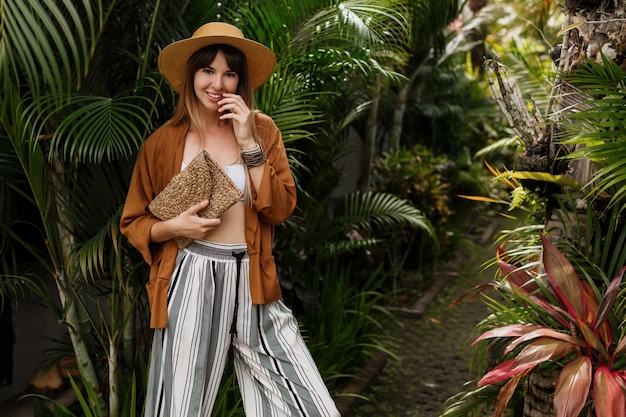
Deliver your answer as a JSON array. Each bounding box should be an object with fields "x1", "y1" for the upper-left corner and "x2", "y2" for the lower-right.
[
  {"x1": 256, "y1": 67, "x2": 323, "y2": 147},
  {"x1": 341, "y1": 191, "x2": 435, "y2": 239},
  {"x1": 289, "y1": 0, "x2": 408, "y2": 53},
  {"x1": 409, "y1": 0, "x2": 460, "y2": 59},
  {"x1": 556, "y1": 56, "x2": 626, "y2": 213},
  {"x1": 58, "y1": 161, "x2": 132, "y2": 281},
  {"x1": 548, "y1": 192, "x2": 626, "y2": 283},
  {"x1": 441, "y1": 384, "x2": 500, "y2": 417},
  {"x1": 0, "y1": 0, "x2": 95, "y2": 99},
  {"x1": 320, "y1": 237, "x2": 381, "y2": 260},
  {"x1": 25, "y1": 88, "x2": 160, "y2": 163}
]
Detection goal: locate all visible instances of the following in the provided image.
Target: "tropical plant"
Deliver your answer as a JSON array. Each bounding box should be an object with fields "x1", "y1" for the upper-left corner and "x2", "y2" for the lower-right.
[
  {"x1": 470, "y1": 234, "x2": 626, "y2": 417},
  {"x1": 443, "y1": 194, "x2": 626, "y2": 417},
  {"x1": 442, "y1": 1, "x2": 626, "y2": 416},
  {"x1": 276, "y1": 193, "x2": 426, "y2": 396},
  {"x1": 556, "y1": 55, "x2": 626, "y2": 216},
  {"x1": 277, "y1": 190, "x2": 435, "y2": 292},
  {"x1": 304, "y1": 258, "x2": 395, "y2": 391},
  {"x1": 370, "y1": 145, "x2": 451, "y2": 284},
  {"x1": 0, "y1": 0, "x2": 179, "y2": 414}
]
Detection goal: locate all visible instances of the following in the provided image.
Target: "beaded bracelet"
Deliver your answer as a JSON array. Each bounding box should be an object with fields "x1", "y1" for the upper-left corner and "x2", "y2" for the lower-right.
[{"x1": 241, "y1": 144, "x2": 267, "y2": 168}]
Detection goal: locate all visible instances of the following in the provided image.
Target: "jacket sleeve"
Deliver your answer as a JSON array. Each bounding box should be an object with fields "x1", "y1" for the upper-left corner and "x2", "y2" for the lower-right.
[
  {"x1": 120, "y1": 143, "x2": 162, "y2": 266},
  {"x1": 251, "y1": 114, "x2": 297, "y2": 225}
]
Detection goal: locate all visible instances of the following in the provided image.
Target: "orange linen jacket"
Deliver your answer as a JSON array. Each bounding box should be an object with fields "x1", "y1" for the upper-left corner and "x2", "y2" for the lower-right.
[{"x1": 120, "y1": 113, "x2": 297, "y2": 328}]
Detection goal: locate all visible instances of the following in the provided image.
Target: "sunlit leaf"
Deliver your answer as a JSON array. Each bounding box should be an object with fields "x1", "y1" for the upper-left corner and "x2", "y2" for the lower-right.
[
  {"x1": 505, "y1": 328, "x2": 582, "y2": 353},
  {"x1": 498, "y1": 260, "x2": 541, "y2": 295},
  {"x1": 512, "y1": 338, "x2": 576, "y2": 368},
  {"x1": 541, "y1": 234, "x2": 586, "y2": 320},
  {"x1": 508, "y1": 171, "x2": 581, "y2": 188},
  {"x1": 457, "y1": 194, "x2": 510, "y2": 204},
  {"x1": 472, "y1": 323, "x2": 544, "y2": 346},
  {"x1": 579, "y1": 281, "x2": 613, "y2": 349},
  {"x1": 593, "y1": 367, "x2": 626, "y2": 417},
  {"x1": 477, "y1": 359, "x2": 536, "y2": 387},
  {"x1": 554, "y1": 356, "x2": 592, "y2": 417}
]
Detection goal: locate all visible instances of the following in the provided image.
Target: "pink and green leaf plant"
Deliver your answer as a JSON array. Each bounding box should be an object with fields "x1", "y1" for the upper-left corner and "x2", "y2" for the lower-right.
[{"x1": 472, "y1": 234, "x2": 626, "y2": 417}]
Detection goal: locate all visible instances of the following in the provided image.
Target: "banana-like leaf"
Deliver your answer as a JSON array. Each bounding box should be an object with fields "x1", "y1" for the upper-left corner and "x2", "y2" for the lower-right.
[
  {"x1": 521, "y1": 341, "x2": 574, "y2": 369},
  {"x1": 554, "y1": 356, "x2": 592, "y2": 417},
  {"x1": 476, "y1": 358, "x2": 536, "y2": 387},
  {"x1": 505, "y1": 329, "x2": 584, "y2": 355},
  {"x1": 541, "y1": 234, "x2": 586, "y2": 321},
  {"x1": 593, "y1": 366, "x2": 626, "y2": 417}
]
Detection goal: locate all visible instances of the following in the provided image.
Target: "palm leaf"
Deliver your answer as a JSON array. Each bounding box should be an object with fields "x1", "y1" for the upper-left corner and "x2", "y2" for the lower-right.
[
  {"x1": 341, "y1": 191, "x2": 434, "y2": 238},
  {"x1": 256, "y1": 67, "x2": 322, "y2": 146},
  {"x1": 0, "y1": 0, "x2": 93, "y2": 98},
  {"x1": 557, "y1": 56, "x2": 626, "y2": 213},
  {"x1": 26, "y1": 91, "x2": 156, "y2": 163},
  {"x1": 551, "y1": 192, "x2": 626, "y2": 282}
]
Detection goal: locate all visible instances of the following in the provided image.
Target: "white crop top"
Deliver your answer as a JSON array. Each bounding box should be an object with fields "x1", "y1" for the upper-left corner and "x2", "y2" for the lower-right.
[
  {"x1": 180, "y1": 160, "x2": 246, "y2": 197},
  {"x1": 224, "y1": 164, "x2": 246, "y2": 196}
]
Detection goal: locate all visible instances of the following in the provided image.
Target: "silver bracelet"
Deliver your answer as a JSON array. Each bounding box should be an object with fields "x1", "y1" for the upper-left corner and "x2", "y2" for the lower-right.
[{"x1": 241, "y1": 144, "x2": 267, "y2": 168}]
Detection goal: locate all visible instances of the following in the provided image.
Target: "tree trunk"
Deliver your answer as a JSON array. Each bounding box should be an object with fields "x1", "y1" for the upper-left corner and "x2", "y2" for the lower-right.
[
  {"x1": 388, "y1": 84, "x2": 407, "y2": 151},
  {"x1": 545, "y1": 0, "x2": 624, "y2": 238},
  {"x1": 522, "y1": 371, "x2": 556, "y2": 417},
  {"x1": 359, "y1": 75, "x2": 381, "y2": 191},
  {"x1": 50, "y1": 158, "x2": 108, "y2": 417}
]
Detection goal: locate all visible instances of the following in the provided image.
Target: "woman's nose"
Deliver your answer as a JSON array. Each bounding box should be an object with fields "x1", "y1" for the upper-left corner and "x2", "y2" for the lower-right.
[{"x1": 211, "y1": 75, "x2": 223, "y2": 89}]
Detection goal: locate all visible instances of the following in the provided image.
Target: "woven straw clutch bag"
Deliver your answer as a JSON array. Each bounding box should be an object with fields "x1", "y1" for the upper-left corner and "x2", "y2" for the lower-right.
[{"x1": 148, "y1": 150, "x2": 243, "y2": 248}]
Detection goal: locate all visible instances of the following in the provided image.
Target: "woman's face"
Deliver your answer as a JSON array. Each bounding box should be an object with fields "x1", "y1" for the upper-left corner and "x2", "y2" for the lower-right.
[{"x1": 193, "y1": 50, "x2": 239, "y2": 112}]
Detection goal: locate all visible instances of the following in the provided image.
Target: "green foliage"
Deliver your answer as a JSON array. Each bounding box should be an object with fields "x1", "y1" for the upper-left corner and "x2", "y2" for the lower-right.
[
  {"x1": 443, "y1": 1, "x2": 626, "y2": 416},
  {"x1": 304, "y1": 259, "x2": 395, "y2": 391},
  {"x1": 277, "y1": 190, "x2": 433, "y2": 284},
  {"x1": 276, "y1": 191, "x2": 432, "y2": 386},
  {"x1": 556, "y1": 55, "x2": 626, "y2": 215},
  {"x1": 372, "y1": 145, "x2": 454, "y2": 230},
  {"x1": 400, "y1": 64, "x2": 501, "y2": 158},
  {"x1": 370, "y1": 145, "x2": 451, "y2": 281},
  {"x1": 210, "y1": 372, "x2": 244, "y2": 417},
  {"x1": 444, "y1": 199, "x2": 626, "y2": 417}
]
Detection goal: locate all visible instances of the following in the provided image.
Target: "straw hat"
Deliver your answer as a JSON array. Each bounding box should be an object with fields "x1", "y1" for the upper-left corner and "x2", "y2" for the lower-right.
[{"x1": 158, "y1": 22, "x2": 276, "y2": 92}]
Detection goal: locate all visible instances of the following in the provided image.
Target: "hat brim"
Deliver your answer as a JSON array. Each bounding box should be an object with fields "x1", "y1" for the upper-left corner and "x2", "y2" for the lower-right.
[{"x1": 158, "y1": 35, "x2": 276, "y2": 92}]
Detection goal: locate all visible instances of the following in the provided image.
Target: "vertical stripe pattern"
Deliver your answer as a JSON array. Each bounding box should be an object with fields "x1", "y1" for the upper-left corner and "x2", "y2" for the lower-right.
[{"x1": 144, "y1": 240, "x2": 340, "y2": 417}]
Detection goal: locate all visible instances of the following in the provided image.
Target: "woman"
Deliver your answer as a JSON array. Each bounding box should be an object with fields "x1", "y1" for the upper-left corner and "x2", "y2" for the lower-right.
[{"x1": 120, "y1": 22, "x2": 341, "y2": 417}]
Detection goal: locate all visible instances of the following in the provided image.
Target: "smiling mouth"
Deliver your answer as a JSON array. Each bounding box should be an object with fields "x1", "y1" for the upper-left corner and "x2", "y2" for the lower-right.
[{"x1": 208, "y1": 93, "x2": 223, "y2": 101}]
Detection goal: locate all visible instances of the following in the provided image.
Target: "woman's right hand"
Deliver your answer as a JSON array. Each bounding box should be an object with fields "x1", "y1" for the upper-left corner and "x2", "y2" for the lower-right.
[{"x1": 150, "y1": 200, "x2": 221, "y2": 243}]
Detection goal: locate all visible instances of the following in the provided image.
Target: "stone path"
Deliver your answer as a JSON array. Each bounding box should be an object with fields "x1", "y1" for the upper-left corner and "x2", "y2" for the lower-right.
[{"x1": 346, "y1": 230, "x2": 498, "y2": 417}]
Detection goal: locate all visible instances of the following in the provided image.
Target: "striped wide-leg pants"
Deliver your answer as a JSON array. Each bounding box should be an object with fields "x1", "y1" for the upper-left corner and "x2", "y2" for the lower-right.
[{"x1": 144, "y1": 240, "x2": 341, "y2": 417}]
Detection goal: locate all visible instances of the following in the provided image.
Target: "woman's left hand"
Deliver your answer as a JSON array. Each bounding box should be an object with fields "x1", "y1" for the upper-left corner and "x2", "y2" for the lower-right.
[{"x1": 219, "y1": 93, "x2": 257, "y2": 149}]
